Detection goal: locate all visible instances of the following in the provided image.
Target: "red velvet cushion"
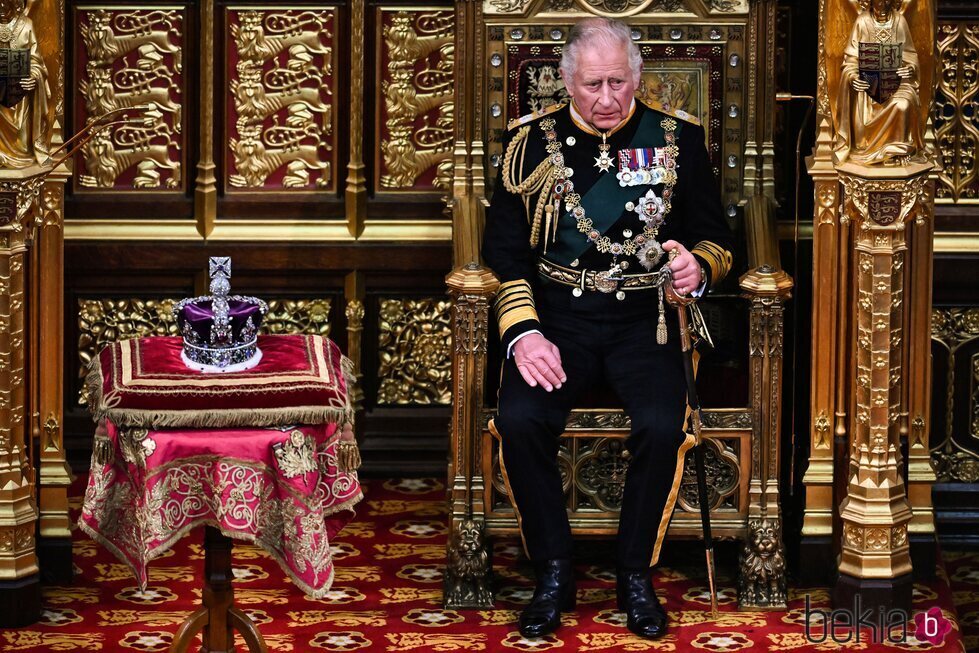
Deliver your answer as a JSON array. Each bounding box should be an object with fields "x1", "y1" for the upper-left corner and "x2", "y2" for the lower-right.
[{"x1": 86, "y1": 334, "x2": 353, "y2": 429}]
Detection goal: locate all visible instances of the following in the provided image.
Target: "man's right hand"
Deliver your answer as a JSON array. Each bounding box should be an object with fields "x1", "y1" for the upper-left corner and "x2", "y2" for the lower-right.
[
  {"x1": 513, "y1": 333, "x2": 566, "y2": 392},
  {"x1": 851, "y1": 77, "x2": 870, "y2": 92}
]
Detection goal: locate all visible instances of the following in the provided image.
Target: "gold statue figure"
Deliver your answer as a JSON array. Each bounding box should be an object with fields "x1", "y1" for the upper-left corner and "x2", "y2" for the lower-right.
[
  {"x1": 834, "y1": 0, "x2": 924, "y2": 165},
  {"x1": 0, "y1": 0, "x2": 50, "y2": 168}
]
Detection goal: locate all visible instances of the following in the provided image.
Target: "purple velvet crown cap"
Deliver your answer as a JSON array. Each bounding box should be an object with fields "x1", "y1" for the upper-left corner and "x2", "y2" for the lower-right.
[
  {"x1": 178, "y1": 299, "x2": 265, "y2": 344},
  {"x1": 172, "y1": 257, "x2": 269, "y2": 371}
]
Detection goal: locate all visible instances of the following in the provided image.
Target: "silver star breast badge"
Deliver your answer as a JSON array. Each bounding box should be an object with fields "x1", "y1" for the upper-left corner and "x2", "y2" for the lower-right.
[{"x1": 595, "y1": 152, "x2": 614, "y2": 172}]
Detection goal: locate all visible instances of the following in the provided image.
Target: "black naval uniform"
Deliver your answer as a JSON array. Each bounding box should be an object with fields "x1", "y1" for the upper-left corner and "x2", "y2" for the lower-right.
[{"x1": 483, "y1": 99, "x2": 734, "y2": 571}]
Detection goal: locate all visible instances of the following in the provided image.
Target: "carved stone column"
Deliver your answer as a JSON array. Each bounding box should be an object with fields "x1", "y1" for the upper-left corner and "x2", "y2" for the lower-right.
[
  {"x1": 801, "y1": 117, "x2": 842, "y2": 583},
  {"x1": 738, "y1": 266, "x2": 792, "y2": 610},
  {"x1": 34, "y1": 174, "x2": 72, "y2": 584},
  {"x1": 833, "y1": 162, "x2": 933, "y2": 612},
  {"x1": 0, "y1": 171, "x2": 45, "y2": 625},
  {"x1": 905, "y1": 170, "x2": 937, "y2": 577},
  {"x1": 443, "y1": 263, "x2": 497, "y2": 609}
]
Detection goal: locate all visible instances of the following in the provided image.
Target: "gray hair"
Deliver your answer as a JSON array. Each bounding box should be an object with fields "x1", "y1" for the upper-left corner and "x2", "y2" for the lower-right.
[{"x1": 559, "y1": 17, "x2": 643, "y2": 85}]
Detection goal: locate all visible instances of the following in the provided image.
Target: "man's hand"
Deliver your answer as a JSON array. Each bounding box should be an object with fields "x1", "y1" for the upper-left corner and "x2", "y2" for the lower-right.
[
  {"x1": 851, "y1": 77, "x2": 870, "y2": 92},
  {"x1": 513, "y1": 333, "x2": 566, "y2": 392},
  {"x1": 19, "y1": 76, "x2": 37, "y2": 91},
  {"x1": 663, "y1": 240, "x2": 701, "y2": 295},
  {"x1": 896, "y1": 65, "x2": 913, "y2": 80}
]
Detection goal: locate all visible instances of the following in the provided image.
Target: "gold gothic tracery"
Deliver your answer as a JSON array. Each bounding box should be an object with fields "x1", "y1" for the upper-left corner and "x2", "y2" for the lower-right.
[
  {"x1": 379, "y1": 9, "x2": 454, "y2": 192},
  {"x1": 377, "y1": 298, "x2": 452, "y2": 405},
  {"x1": 76, "y1": 8, "x2": 183, "y2": 189},
  {"x1": 934, "y1": 21, "x2": 979, "y2": 202},
  {"x1": 930, "y1": 308, "x2": 979, "y2": 482},
  {"x1": 228, "y1": 8, "x2": 336, "y2": 190}
]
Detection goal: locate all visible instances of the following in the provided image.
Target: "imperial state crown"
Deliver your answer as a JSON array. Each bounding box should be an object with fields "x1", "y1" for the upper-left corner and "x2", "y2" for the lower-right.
[{"x1": 173, "y1": 257, "x2": 268, "y2": 372}]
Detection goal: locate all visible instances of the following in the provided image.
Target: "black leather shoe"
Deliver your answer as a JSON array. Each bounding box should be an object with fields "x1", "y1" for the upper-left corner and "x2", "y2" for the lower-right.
[
  {"x1": 617, "y1": 569, "x2": 667, "y2": 639},
  {"x1": 519, "y1": 559, "x2": 576, "y2": 638}
]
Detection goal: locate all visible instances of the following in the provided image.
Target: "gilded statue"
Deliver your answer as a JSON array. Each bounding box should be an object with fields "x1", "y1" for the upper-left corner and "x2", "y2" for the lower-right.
[
  {"x1": 834, "y1": 0, "x2": 924, "y2": 165},
  {"x1": 0, "y1": 0, "x2": 50, "y2": 169}
]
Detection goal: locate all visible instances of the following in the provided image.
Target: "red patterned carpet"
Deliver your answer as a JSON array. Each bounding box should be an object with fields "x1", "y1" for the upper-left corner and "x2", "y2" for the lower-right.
[{"x1": 3, "y1": 477, "x2": 976, "y2": 652}]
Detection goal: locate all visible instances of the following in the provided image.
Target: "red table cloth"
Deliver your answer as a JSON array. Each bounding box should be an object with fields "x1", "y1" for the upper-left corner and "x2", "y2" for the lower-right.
[{"x1": 79, "y1": 419, "x2": 362, "y2": 598}]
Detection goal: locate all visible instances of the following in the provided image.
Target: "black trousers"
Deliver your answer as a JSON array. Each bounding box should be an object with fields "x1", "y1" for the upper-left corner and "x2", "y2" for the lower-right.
[{"x1": 493, "y1": 297, "x2": 690, "y2": 570}]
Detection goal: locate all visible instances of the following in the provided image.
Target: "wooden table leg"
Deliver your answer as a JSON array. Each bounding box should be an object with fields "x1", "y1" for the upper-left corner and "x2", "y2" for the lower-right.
[{"x1": 170, "y1": 526, "x2": 268, "y2": 653}]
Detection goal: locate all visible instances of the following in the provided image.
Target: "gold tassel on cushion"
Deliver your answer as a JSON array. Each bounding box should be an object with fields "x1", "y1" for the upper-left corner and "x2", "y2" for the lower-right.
[
  {"x1": 91, "y1": 420, "x2": 114, "y2": 466},
  {"x1": 338, "y1": 423, "x2": 361, "y2": 473}
]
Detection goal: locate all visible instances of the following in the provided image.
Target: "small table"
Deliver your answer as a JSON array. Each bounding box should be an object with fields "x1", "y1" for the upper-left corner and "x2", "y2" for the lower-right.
[
  {"x1": 79, "y1": 421, "x2": 362, "y2": 653},
  {"x1": 171, "y1": 527, "x2": 266, "y2": 653}
]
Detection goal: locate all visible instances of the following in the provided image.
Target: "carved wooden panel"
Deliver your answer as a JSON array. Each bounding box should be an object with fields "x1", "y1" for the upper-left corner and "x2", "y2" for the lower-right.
[
  {"x1": 376, "y1": 8, "x2": 454, "y2": 192},
  {"x1": 931, "y1": 307, "x2": 979, "y2": 482},
  {"x1": 73, "y1": 7, "x2": 185, "y2": 190},
  {"x1": 376, "y1": 298, "x2": 452, "y2": 405},
  {"x1": 934, "y1": 21, "x2": 979, "y2": 203},
  {"x1": 225, "y1": 7, "x2": 338, "y2": 192}
]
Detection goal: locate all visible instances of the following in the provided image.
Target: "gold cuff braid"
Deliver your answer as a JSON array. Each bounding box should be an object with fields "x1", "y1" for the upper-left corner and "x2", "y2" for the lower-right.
[
  {"x1": 495, "y1": 279, "x2": 539, "y2": 336},
  {"x1": 691, "y1": 240, "x2": 733, "y2": 286}
]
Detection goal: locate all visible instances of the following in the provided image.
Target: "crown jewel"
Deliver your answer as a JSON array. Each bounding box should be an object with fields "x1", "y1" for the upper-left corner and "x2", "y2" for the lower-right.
[{"x1": 173, "y1": 257, "x2": 269, "y2": 372}]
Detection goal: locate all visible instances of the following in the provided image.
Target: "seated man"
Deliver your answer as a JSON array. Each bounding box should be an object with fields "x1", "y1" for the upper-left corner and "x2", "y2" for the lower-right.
[{"x1": 483, "y1": 17, "x2": 733, "y2": 640}]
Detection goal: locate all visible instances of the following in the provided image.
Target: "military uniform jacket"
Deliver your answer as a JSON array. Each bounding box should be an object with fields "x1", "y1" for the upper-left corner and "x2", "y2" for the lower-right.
[{"x1": 483, "y1": 100, "x2": 734, "y2": 351}]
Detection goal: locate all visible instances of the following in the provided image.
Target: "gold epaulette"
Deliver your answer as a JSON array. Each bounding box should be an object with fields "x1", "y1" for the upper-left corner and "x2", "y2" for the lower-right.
[
  {"x1": 639, "y1": 98, "x2": 702, "y2": 127},
  {"x1": 506, "y1": 101, "x2": 567, "y2": 131}
]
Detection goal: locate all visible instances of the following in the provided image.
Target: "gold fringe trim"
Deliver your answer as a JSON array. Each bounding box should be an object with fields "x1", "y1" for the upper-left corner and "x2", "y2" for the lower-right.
[{"x1": 91, "y1": 405, "x2": 356, "y2": 430}]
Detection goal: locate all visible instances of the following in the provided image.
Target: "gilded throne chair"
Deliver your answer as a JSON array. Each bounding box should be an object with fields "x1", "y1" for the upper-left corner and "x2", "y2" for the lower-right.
[{"x1": 444, "y1": 0, "x2": 792, "y2": 612}]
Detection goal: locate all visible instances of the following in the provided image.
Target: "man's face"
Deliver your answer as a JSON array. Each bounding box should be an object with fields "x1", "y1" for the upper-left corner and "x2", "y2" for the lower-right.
[{"x1": 563, "y1": 44, "x2": 637, "y2": 131}]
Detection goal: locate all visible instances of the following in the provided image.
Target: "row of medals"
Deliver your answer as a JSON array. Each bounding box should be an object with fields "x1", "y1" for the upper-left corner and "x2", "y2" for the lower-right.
[{"x1": 540, "y1": 116, "x2": 676, "y2": 300}]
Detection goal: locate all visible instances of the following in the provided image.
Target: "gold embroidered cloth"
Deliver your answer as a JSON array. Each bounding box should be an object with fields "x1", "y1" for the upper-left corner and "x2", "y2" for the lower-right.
[{"x1": 78, "y1": 419, "x2": 362, "y2": 598}]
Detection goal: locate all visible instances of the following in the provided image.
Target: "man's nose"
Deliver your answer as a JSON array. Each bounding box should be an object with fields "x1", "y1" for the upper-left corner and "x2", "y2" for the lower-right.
[{"x1": 598, "y1": 83, "x2": 614, "y2": 105}]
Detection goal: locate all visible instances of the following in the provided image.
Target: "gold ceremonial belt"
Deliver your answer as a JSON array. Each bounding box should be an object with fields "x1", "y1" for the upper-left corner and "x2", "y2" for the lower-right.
[{"x1": 537, "y1": 258, "x2": 667, "y2": 297}]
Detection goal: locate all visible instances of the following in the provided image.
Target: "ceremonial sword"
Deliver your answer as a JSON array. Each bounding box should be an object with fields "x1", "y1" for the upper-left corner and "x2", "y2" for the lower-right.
[{"x1": 659, "y1": 254, "x2": 720, "y2": 617}]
